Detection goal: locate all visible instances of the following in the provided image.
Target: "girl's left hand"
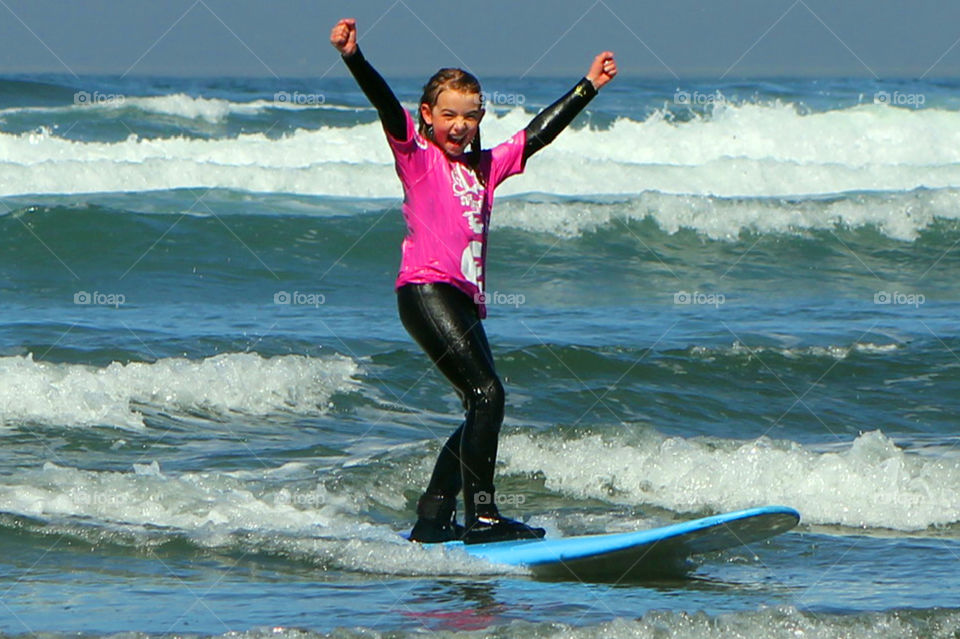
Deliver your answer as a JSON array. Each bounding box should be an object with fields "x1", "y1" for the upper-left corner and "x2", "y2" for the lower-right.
[{"x1": 586, "y1": 52, "x2": 617, "y2": 90}]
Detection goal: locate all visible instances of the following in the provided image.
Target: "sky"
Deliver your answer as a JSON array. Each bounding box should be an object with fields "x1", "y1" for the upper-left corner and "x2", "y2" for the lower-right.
[{"x1": 0, "y1": 0, "x2": 959, "y2": 79}]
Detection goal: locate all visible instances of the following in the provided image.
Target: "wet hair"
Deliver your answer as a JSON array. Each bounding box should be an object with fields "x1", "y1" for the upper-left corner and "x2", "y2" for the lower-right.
[{"x1": 418, "y1": 68, "x2": 486, "y2": 186}]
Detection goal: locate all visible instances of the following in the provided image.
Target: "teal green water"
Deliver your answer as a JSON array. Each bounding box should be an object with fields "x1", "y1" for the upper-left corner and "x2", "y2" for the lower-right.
[{"x1": 2, "y1": 75, "x2": 960, "y2": 637}]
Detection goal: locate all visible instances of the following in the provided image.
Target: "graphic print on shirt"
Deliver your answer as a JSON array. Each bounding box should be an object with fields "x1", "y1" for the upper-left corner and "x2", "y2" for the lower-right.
[
  {"x1": 387, "y1": 107, "x2": 526, "y2": 317},
  {"x1": 450, "y1": 162, "x2": 486, "y2": 291},
  {"x1": 461, "y1": 240, "x2": 483, "y2": 293}
]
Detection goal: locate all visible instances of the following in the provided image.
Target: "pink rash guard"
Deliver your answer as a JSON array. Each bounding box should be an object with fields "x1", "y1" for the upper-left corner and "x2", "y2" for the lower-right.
[{"x1": 386, "y1": 109, "x2": 526, "y2": 319}]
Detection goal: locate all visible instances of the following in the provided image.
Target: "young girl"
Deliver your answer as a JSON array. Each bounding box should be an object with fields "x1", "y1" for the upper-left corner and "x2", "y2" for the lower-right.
[{"x1": 330, "y1": 18, "x2": 617, "y2": 544}]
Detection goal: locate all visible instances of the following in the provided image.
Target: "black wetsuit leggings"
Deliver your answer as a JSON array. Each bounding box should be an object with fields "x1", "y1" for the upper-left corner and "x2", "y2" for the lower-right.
[{"x1": 397, "y1": 282, "x2": 504, "y2": 517}]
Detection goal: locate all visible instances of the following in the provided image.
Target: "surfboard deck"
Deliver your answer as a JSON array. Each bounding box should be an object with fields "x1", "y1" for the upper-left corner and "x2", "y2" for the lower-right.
[{"x1": 447, "y1": 505, "x2": 800, "y2": 580}]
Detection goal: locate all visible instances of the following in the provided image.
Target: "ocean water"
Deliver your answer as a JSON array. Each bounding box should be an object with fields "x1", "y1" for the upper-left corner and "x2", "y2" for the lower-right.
[{"x1": 2, "y1": 73, "x2": 960, "y2": 638}]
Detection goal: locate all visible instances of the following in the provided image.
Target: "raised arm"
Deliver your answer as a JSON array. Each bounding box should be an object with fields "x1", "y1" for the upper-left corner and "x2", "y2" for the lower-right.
[
  {"x1": 523, "y1": 51, "x2": 617, "y2": 163},
  {"x1": 330, "y1": 18, "x2": 408, "y2": 141}
]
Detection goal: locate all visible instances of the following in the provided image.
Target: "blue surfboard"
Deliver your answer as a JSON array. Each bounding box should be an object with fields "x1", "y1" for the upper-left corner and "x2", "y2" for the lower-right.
[{"x1": 449, "y1": 505, "x2": 800, "y2": 580}]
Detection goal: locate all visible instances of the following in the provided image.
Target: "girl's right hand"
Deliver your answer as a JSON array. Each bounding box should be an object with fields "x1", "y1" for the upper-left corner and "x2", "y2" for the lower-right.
[{"x1": 330, "y1": 18, "x2": 358, "y2": 57}]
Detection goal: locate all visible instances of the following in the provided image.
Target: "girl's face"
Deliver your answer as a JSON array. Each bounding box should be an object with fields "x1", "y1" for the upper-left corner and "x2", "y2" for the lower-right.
[{"x1": 420, "y1": 89, "x2": 484, "y2": 157}]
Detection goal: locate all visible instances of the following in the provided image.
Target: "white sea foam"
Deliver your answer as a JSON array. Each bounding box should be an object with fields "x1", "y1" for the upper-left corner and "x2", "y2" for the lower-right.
[
  {"x1": 494, "y1": 189, "x2": 960, "y2": 241},
  {"x1": 499, "y1": 428, "x2": 960, "y2": 532},
  {"x1": 467, "y1": 607, "x2": 960, "y2": 639},
  {"x1": 123, "y1": 94, "x2": 238, "y2": 122},
  {"x1": 116, "y1": 94, "x2": 366, "y2": 118},
  {"x1": 688, "y1": 342, "x2": 905, "y2": 361},
  {"x1": 2, "y1": 424, "x2": 955, "y2": 571},
  {"x1": 4, "y1": 102, "x2": 960, "y2": 240},
  {"x1": 0, "y1": 93, "x2": 367, "y2": 123},
  {"x1": 3, "y1": 102, "x2": 960, "y2": 200},
  {"x1": 0, "y1": 352, "x2": 360, "y2": 429},
  {"x1": 231, "y1": 607, "x2": 960, "y2": 639},
  {"x1": 0, "y1": 460, "x2": 520, "y2": 576}
]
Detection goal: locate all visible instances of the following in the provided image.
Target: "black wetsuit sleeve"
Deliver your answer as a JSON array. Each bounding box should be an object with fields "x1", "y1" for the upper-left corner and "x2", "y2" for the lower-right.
[
  {"x1": 342, "y1": 47, "x2": 408, "y2": 142},
  {"x1": 523, "y1": 77, "x2": 598, "y2": 163}
]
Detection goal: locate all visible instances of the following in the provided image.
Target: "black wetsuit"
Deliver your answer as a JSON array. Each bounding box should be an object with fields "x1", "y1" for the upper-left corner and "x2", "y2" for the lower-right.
[{"x1": 343, "y1": 48, "x2": 597, "y2": 543}]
